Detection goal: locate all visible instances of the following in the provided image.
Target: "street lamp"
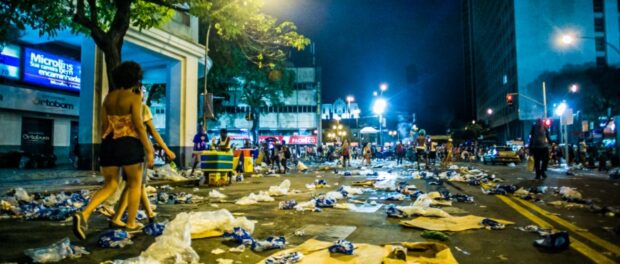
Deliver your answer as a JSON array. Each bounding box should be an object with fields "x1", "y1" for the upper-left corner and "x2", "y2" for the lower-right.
[
  {"x1": 380, "y1": 83, "x2": 388, "y2": 92},
  {"x1": 555, "y1": 29, "x2": 620, "y2": 54},
  {"x1": 486, "y1": 108, "x2": 493, "y2": 115},
  {"x1": 373, "y1": 98, "x2": 387, "y2": 146},
  {"x1": 569, "y1": 84, "x2": 579, "y2": 93}
]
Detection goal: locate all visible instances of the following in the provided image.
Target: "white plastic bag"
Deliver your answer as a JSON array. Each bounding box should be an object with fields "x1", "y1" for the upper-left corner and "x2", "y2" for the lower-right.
[
  {"x1": 189, "y1": 209, "x2": 255, "y2": 235},
  {"x1": 208, "y1": 190, "x2": 227, "y2": 199},
  {"x1": 14, "y1": 187, "x2": 33, "y2": 202},
  {"x1": 267, "y1": 180, "x2": 291, "y2": 196},
  {"x1": 139, "y1": 212, "x2": 199, "y2": 263}
]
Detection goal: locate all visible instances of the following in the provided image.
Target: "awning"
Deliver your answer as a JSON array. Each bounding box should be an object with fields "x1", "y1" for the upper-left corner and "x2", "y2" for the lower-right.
[{"x1": 360, "y1": 127, "x2": 379, "y2": 134}]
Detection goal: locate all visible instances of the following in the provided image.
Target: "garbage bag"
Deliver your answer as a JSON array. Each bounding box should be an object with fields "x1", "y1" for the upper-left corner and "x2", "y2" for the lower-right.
[
  {"x1": 209, "y1": 190, "x2": 227, "y2": 199},
  {"x1": 24, "y1": 237, "x2": 89, "y2": 263},
  {"x1": 144, "y1": 222, "x2": 167, "y2": 236},
  {"x1": 153, "y1": 164, "x2": 187, "y2": 182},
  {"x1": 189, "y1": 209, "x2": 255, "y2": 239}
]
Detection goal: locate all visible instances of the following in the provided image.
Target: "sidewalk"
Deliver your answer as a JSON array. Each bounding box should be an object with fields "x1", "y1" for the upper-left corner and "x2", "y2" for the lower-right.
[{"x1": 0, "y1": 167, "x2": 197, "y2": 193}]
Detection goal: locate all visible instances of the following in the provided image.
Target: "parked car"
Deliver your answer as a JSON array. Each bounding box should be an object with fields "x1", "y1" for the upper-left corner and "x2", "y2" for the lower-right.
[{"x1": 483, "y1": 146, "x2": 520, "y2": 165}]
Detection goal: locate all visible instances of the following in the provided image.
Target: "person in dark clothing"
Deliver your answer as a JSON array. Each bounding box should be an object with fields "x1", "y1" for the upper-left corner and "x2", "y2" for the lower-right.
[{"x1": 529, "y1": 119, "x2": 551, "y2": 180}]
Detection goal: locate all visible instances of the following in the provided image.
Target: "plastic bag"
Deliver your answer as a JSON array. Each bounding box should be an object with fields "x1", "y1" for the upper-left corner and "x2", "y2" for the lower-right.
[
  {"x1": 328, "y1": 240, "x2": 355, "y2": 255},
  {"x1": 139, "y1": 212, "x2": 199, "y2": 263},
  {"x1": 235, "y1": 191, "x2": 274, "y2": 205},
  {"x1": 527, "y1": 156, "x2": 534, "y2": 172},
  {"x1": 268, "y1": 180, "x2": 291, "y2": 196},
  {"x1": 209, "y1": 190, "x2": 227, "y2": 199},
  {"x1": 265, "y1": 252, "x2": 304, "y2": 264},
  {"x1": 24, "y1": 237, "x2": 89, "y2": 263},
  {"x1": 14, "y1": 187, "x2": 33, "y2": 202},
  {"x1": 153, "y1": 164, "x2": 187, "y2": 182},
  {"x1": 144, "y1": 222, "x2": 167, "y2": 236},
  {"x1": 189, "y1": 209, "x2": 255, "y2": 238}
]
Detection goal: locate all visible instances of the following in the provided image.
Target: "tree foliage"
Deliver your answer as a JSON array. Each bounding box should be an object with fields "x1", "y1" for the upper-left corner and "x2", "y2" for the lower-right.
[{"x1": 529, "y1": 65, "x2": 620, "y2": 120}]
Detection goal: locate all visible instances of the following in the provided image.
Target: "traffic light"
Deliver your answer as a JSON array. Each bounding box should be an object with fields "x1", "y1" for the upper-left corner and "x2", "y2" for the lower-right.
[
  {"x1": 544, "y1": 118, "x2": 552, "y2": 128},
  {"x1": 506, "y1": 94, "x2": 513, "y2": 106}
]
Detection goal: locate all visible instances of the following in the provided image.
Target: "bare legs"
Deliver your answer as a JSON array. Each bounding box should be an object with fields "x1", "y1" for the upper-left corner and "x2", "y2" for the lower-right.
[
  {"x1": 81, "y1": 166, "x2": 121, "y2": 221},
  {"x1": 122, "y1": 163, "x2": 143, "y2": 228},
  {"x1": 111, "y1": 184, "x2": 154, "y2": 226}
]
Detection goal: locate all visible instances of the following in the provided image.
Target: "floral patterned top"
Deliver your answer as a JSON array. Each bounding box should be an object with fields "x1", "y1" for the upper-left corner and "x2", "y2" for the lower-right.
[{"x1": 102, "y1": 114, "x2": 139, "y2": 139}]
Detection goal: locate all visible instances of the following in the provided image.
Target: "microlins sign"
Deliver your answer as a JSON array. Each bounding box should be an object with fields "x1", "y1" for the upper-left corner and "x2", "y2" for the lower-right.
[{"x1": 23, "y1": 47, "x2": 81, "y2": 92}]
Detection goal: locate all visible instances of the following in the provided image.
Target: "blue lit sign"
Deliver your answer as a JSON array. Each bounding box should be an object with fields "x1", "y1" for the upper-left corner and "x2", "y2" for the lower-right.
[
  {"x1": 0, "y1": 44, "x2": 20, "y2": 80},
  {"x1": 23, "y1": 47, "x2": 81, "y2": 92}
]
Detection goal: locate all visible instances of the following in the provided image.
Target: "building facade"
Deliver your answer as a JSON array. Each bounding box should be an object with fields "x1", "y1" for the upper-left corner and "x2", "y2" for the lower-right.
[
  {"x1": 0, "y1": 12, "x2": 205, "y2": 169},
  {"x1": 208, "y1": 67, "x2": 322, "y2": 146},
  {"x1": 463, "y1": 0, "x2": 620, "y2": 143}
]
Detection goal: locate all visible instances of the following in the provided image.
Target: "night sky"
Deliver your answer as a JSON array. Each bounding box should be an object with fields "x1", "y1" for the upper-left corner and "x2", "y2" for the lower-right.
[{"x1": 264, "y1": 0, "x2": 466, "y2": 133}]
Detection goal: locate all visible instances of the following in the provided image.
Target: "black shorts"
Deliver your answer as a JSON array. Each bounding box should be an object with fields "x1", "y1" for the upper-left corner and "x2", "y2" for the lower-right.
[{"x1": 99, "y1": 134, "x2": 145, "y2": 167}]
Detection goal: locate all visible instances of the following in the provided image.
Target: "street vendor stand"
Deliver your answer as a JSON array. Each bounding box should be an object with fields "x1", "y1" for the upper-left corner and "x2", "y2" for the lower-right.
[
  {"x1": 233, "y1": 149, "x2": 254, "y2": 174},
  {"x1": 199, "y1": 150, "x2": 234, "y2": 186}
]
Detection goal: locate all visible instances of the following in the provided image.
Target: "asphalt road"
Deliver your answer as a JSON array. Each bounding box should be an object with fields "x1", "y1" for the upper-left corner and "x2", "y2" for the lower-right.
[{"x1": 0, "y1": 161, "x2": 618, "y2": 263}]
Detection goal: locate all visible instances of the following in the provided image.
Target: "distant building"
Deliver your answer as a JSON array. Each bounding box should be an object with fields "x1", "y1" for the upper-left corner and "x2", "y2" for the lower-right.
[
  {"x1": 463, "y1": 0, "x2": 620, "y2": 143},
  {"x1": 209, "y1": 67, "x2": 322, "y2": 146}
]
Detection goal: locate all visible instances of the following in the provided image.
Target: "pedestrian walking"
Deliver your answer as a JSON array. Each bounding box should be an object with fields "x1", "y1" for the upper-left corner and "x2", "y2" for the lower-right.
[
  {"x1": 73, "y1": 61, "x2": 154, "y2": 240},
  {"x1": 443, "y1": 138, "x2": 454, "y2": 166},
  {"x1": 363, "y1": 142, "x2": 372, "y2": 166},
  {"x1": 281, "y1": 140, "x2": 291, "y2": 173},
  {"x1": 342, "y1": 139, "x2": 351, "y2": 168},
  {"x1": 110, "y1": 90, "x2": 176, "y2": 227},
  {"x1": 395, "y1": 141, "x2": 404, "y2": 165},
  {"x1": 529, "y1": 118, "x2": 551, "y2": 180}
]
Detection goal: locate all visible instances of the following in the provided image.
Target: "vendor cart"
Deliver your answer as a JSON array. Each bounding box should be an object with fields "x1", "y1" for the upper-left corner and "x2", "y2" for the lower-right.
[{"x1": 198, "y1": 150, "x2": 234, "y2": 186}]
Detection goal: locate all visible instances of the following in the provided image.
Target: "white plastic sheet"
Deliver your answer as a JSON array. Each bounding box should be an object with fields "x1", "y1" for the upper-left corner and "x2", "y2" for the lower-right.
[
  {"x1": 209, "y1": 190, "x2": 227, "y2": 199},
  {"x1": 235, "y1": 191, "x2": 274, "y2": 205},
  {"x1": 189, "y1": 209, "x2": 255, "y2": 235},
  {"x1": 268, "y1": 180, "x2": 291, "y2": 196}
]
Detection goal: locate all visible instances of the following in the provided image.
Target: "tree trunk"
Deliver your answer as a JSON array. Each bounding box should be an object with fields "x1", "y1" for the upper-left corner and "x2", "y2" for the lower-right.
[
  {"x1": 102, "y1": 45, "x2": 122, "y2": 89},
  {"x1": 251, "y1": 108, "x2": 260, "y2": 145},
  {"x1": 202, "y1": 23, "x2": 212, "y2": 131}
]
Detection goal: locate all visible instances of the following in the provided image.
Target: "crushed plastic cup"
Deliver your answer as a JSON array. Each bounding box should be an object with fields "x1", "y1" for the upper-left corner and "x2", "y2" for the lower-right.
[
  {"x1": 98, "y1": 229, "x2": 133, "y2": 248},
  {"x1": 144, "y1": 222, "x2": 167, "y2": 236},
  {"x1": 481, "y1": 218, "x2": 506, "y2": 230},
  {"x1": 265, "y1": 251, "x2": 304, "y2": 264},
  {"x1": 279, "y1": 200, "x2": 298, "y2": 210},
  {"x1": 385, "y1": 204, "x2": 406, "y2": 218},
  {"x1": 253, "y1": 236, "x2": 286, "y2": 252},
  {"x1": 328, "y1": 240, "x2": 354, "y2": 255}
]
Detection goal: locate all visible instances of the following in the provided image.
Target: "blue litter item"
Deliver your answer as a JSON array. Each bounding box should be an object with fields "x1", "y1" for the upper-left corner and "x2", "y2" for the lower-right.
[
  {"x1": 343, "y1": 171, "x2": 352, "y2": 176},
  {"x1": 121, "y1": 210, "x2": 147, "y2": 222},
  {"x1": 410, "y1": 190, "x2": 425, "y2": 200},
  {"x1": 224, "y1": 227, "x2": 255, "y2": 246},
  {"x1": 315, "y1": 197, "x2": 336, "y2": 208},
  {"x1": 315, "y1": 179, "x2": 327, "y2": 186},
  {"x1": 336, "y1": 187, "x2": 349, "y2": 197},
  {"x1": 98, "y1": 229, "x2": 133, "y2": 248},
  {"x1": 468, "y1": 179, "x2": 481, "y2": 186},
  {"x1": 481, "y1": 218, "x2": 505, "y2": 230},
  {"x1": 385, "y1": 204, "x2": 406, "y2": 218},
  {"x1": 144, "y1": 222, "x2": 166, "y2": 236},
  {"x1": 328, "y1": 240, "x2": 354, "y2": 255},
  {"x1": 265, "y1": 251, "x2": 304, "y2": 264},
  {"x1": 253, "y1": 236, "x2": 286, "y2": 252},
  {"x1": 279, "y1": 200, "x2": 298, "y2": 210}
]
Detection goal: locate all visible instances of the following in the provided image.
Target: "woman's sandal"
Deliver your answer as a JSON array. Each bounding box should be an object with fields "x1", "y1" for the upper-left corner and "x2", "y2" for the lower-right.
[
  {"x1": 125, "y1": 223, "x2": 145, "y2": 233},
  {"x1": 72, "y1": 213, "x2": 87, "y2": 240}
]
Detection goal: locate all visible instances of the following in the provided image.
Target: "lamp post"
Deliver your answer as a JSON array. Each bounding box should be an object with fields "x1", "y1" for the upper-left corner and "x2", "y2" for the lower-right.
[
  {"x1": 555, "y1": 101, "x2": 569, "y2": 165},
  {"x1": 352, "y1": 109, "x2": 361, "y2": 144},
  {"x1": 373, "y1": 98, "x2": 387, "y2": 147},
  {"x1": 557, "y1": 31, "x2": 620, "y2": 55}
]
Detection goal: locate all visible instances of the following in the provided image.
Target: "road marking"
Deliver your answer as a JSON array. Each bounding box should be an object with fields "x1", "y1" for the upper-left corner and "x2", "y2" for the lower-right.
[
  {"x1": 497, "y1": 195, "x2": 616, "y2": 264},
  {"x1": 514, "y1": 197, "x2": 620, "y2": 256}
]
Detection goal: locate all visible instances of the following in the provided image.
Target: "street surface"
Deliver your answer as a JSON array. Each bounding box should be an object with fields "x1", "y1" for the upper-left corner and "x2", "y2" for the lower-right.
[{"x1": 0, "y1": 161, "x2": 619, "y2": 263}]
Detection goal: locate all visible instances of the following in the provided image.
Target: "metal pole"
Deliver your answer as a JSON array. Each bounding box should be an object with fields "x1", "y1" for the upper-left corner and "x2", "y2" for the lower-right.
[
  {"x1": 379, "y1": 115, "x2": 382, "y2": 146},
  {"x1": 542, "y1": 81, "x2": 547, "y2": 118}
]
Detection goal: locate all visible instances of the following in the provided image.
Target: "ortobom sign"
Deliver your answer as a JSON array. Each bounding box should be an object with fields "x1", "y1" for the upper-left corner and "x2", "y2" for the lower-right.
[{"x1": 0, "y1": 84, "x2": 79, "y2": 116}]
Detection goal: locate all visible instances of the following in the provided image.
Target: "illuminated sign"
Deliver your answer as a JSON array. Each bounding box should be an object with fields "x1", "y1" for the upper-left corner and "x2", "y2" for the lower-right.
[
  {"x1": 0, "y1": 84, "x2": 79, "y2": 116},
  {"x1": 0, "y1": 43, "x2": 20, "y2": 80},
  {"x1": 23, "y1": 47, "x2": 81, "y2": 92}
]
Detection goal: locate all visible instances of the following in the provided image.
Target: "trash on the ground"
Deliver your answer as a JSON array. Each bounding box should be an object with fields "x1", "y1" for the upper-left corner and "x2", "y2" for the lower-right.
[
  {"x1": 533, "y1": 231, "x2": 570, "y2": 250},
  {"x1": 189, "y1": 209, "x2": 255, "y2": 239},
  {"x1": 328, "y1": 240, "x2": 355, "y2": 255},
  {"x1": 297, "y1": 161, "x2": 309, "y2": 172},
  {"x1": 374, "y1": 178, "x2": 397, "y2": 191},
  {"x1": 144, "y1": 221, "x2": 167, "y2": 236},
  {"x1": 294, "y1": 200, "x2": 317, "y2": 212},
  {"x1": 98, "y1": 229, "x2": 133, "y2": 248},
  {"x1": 305, "y1": 184, "x2": 316, "y2": 190},
  {"x1": 209, "y1": 190, "x2": 227, "y2": 199},
  {"x1": 421, "y1": 230, "x2": 450, "y2": 241},
  {"x1": 401, "y1": 215, "x2": 514, "y2": 231},
  {"x1": 211, "y1": 248, "x2": 225, "y2": 255},
  {"x1": 1, "y1": 190, "x2": 89, "y2": 221},
  {"x1": 386, "y1": 193, "x2": 406, "y2": 201},
  {"x1": 151, "y1": 164, "x2": 188, "y2": 182},
  {"x1": 224, "y1": 227, "x2": 286, "y2": 252},
  {"x1": 385, "y1": 204, "x2": 451, "y2": 218},
  {"x1": 547, "y1": 200, "x2": 587, "y2": 209},
  {"x1": 454, "y1": 246, "x2": 471, "y2": 256},
  {"x1": 558, "y1": 187, "x2": 583, "y2": 200},
  {"x1": 145, "y1": 186, "x2": 157, "y2": 193},
  {"x1": 315, "y1": 196, "x2": 336, "y2": 208},
  {"x1": 229, "y1": 245, "x2": 245, "y2": 253},
  {"x1": 24, "y1": 237, "x2": 89, "y2": 263},
  {"x1": 384, "y1": 242, "x2": 458, "y2": 263},
  {"x1": 235, "y1": 191, "x2": 274, "y2": 205},
  {"x1": 481, "y1": 218, "x2": 506, "y2": 230},
  {"x1": 294, "y1": 230, "x2": 305, "y2": 236},
  {"x1": 265, "y1": 251, "x2": 304, "y2": 264},
  {"x1": 14, "y1": 187, "x2": 34, "y2": 202},
  {"x1": 337, "y1": 186, "x2": 365, "y2": 196},
  {"x1": 314, "y1": 179, "x2": 328, "y2": 188},
  {"x1": 268, "y1": 180, "x2": 291, "y2": 196},
  {"x1": 215, "y1": 258, "x2": 233, "y2": 264},
  {"x1": 279, "y1": 200, "x2": 298, "y2": 210}
]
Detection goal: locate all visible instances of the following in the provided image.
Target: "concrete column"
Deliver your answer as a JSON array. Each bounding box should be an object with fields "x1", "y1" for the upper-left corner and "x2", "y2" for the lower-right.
[
  {"x1": 78, "y1": 38, "x2": 107, "y2": 170},
  {"x1": 166, "y1": 57, "x2": 198, "y2": 168}
]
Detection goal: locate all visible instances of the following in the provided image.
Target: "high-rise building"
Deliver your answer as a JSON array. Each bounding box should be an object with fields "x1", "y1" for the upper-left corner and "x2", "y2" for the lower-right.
[{"x1": 463, "y1": 0, "x2": 620, "y2": 143}]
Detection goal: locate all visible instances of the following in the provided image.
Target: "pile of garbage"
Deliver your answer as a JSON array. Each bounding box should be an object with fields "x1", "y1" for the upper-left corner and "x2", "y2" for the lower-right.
[
  {"x1": 24, "y1": 237, "x2": 89, "y2": 263},
  {"x1": 147, "y1": 163, "x2": 198, "y2": 182},
  {"x1": 0, "y1": 188, "x2": 89, "y2": 221},
  {"x1": 224, "y1": 227, "x2": 286, "y2": 252}
]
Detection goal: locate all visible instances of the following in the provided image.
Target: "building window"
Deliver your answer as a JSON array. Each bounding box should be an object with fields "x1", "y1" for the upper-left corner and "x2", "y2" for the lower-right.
[
  {"x1": 594, "y1": 17, "x2": 605, "y2": 32},
  {"x1": 596, "y1": 56, "x2": 607, "y2": 66},
  {"x1": 595, "y1": 37, "x2": 606, "y2": 51},
  {"x1": 593, "y1": 0, "x2": 604, "y2": 12}
]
